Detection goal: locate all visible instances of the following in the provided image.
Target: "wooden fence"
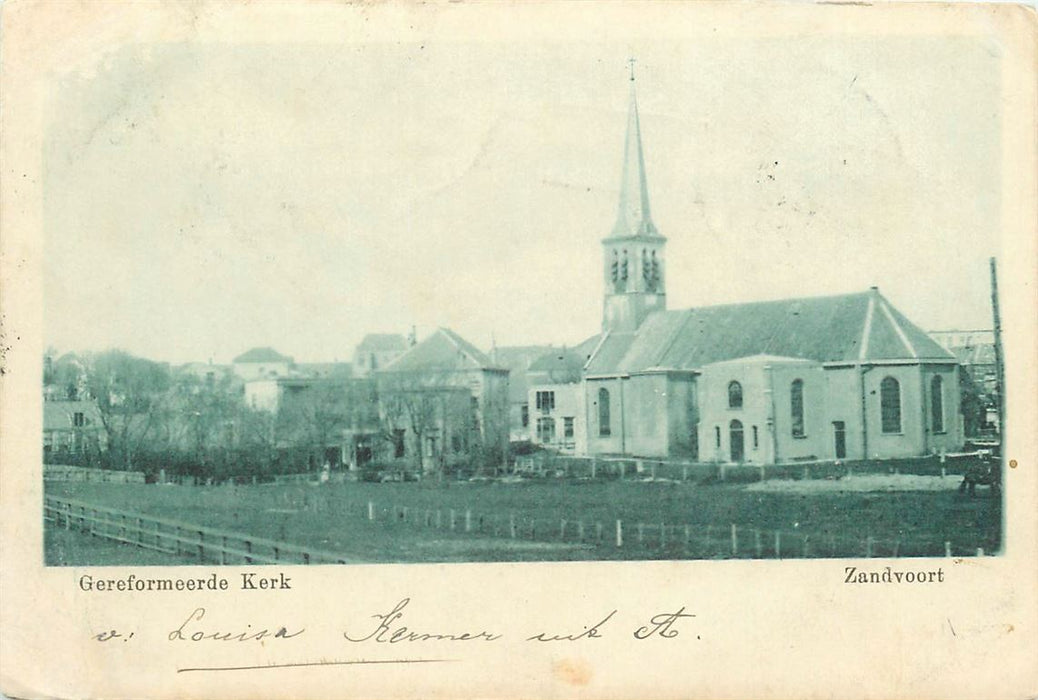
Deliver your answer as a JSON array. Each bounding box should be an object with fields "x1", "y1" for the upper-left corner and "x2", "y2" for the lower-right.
[
  {"x1": 513, "y1": 452, "x2": 989, "y2": 484},
  {"x1": 44, "y1": 495, "x2": 353, "y2": 565},
  {"x1": 44, "y1": 465, "x2": 145, "y2": 484},
  {"x1": 362, "y1": 498, "x2": 990, "y2": 559}
]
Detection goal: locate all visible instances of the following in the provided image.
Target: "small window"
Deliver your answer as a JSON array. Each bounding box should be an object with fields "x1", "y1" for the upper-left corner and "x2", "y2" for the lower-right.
[
  {"x1": 728, "y1": 381, "x2": 743, "y2": 409},
  {"x1": 392, "y1": 429, "x2": 406, "y2": 458},
  {"x1": 880, "y1": 377, "x2": 902, "y2": 434},
  {"x1": 931, "y1": 375, "x2": 945, "y2": 433},
  {"x1": 537, "y1": 417, "x2": 556, "y2": 443},
  {"x1": 521, "y1": 404, "x2": 529, "y2": 428},
  {"x1": 791, "y1": 379, "x2": 805, "y2": 438},
  {"x1": 598, "y1": 388, "x2": 611, "y2": 437},
  {"x1": 563, "y1": 417, "x2": 574, "y2": 439},
  {"x1": 714, "y1": 425, "x2": 721, "y2": 449},
  {"x1": 536, "y1": 391, "x2": 555, "y2": 412},
  {"x1": 73, "y1": 412, "x2": 85, "y2": 427},
  {"x1": 752, "y1": 425, "x2": 759, "y2": 449}
]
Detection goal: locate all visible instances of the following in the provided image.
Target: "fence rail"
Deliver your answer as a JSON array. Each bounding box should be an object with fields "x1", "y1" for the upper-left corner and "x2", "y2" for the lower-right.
[
  {"x1": 361, "y1": 498, "x2": 988, "y2": 559},
  {"x1": 44, "y1": 495, "x2": 353, "y2": 565},
  {"x1": 44, "y1": 465, "x2": 145, "y2": 484},
  {"x1": 513, "y1": 452, "x2": 989, "y2": 484}
]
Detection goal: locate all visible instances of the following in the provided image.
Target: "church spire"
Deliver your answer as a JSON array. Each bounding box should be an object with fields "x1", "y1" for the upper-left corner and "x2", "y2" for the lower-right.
[{"x1": 611, "y1": 60, "x2": 658, "y2": 239}]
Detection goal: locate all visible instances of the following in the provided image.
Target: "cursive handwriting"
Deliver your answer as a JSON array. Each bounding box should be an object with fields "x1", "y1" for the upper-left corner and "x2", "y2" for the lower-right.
[
  {"x1": 633, "y1": 606, "x2": 695, "y2": 639},
  {"x1": 168, "y1": 607, "x2": 306, "y2": 642},
  {"x1": 527, "y1": 610, "x2": 617, "y2": 642},
  {"x1": 344, "y1": 598, "x2": 502, "y2": 643}
]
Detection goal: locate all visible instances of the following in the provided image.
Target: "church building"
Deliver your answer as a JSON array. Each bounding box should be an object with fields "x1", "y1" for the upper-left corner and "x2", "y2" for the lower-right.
[{"x1": 532, "y1": 72, "x2": 964, "y2": 465}]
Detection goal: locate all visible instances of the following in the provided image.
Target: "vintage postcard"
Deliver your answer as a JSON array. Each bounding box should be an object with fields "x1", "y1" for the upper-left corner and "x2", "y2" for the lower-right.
[{"x1": 1, "y1": 1, "x2": 1036, "y2": 698}]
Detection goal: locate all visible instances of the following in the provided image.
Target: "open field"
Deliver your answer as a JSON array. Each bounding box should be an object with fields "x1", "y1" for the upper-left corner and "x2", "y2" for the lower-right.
[{"x1": 45, "y1": 467, "x2": 1001, "y2": 565}]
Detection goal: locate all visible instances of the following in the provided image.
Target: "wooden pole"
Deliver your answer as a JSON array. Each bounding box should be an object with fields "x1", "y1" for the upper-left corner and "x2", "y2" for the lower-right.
[
  {"x1": 990, "y1": 258, "x2": 1005, "y2": 448},
  {"x1": 730, "y1": 524, "x2": 738, "y2": 555},
  {"x1": 615, "y1": 520, "x2": 623, "y2": 547}
]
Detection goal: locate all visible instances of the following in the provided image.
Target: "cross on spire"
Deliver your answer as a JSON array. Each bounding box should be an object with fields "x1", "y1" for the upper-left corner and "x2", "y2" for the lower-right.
[{"x1": 627, "y1": 57, "x2": 637, "y2": 82}]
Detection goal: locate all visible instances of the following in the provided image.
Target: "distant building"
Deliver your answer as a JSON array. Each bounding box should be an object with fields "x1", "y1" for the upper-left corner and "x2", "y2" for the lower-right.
[
  {"x1": 526, "y1": 347, "x2": 587, "y2": 453},
  {"x1": 43, "y1": 399, "x2": 107, "y2": 458},
  {"x1": 232, "y1": 347, "x2": 293, "y2": 381},
  {"x1": 353, "y1": 334, "x2": 408, "y2": 377},
  {"x1": 491, "y1": 345, "x2": 555, "y2": 442},
  {"x1": 376, "y1": 328, "x2": 509, "y2": 471}
]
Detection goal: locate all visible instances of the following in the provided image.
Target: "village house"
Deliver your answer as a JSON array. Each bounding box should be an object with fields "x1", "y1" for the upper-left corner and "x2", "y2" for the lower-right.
[{"x1": 376, "y1": 328, "x2": 510, "y2": 472}]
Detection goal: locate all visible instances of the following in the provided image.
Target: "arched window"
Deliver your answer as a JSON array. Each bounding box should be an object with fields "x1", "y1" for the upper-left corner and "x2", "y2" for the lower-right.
[
  {"x1": 728, "y1": 381, "x2": 743, "y2": 409},
  {"x1": 729, "y1": 419, "x2": 745, "y2": 462},
  {"x1": 880, "y1": 377, "x2": 901, "y2": 434},
  {"x1": 598, "y1": 388, "x2": 611, "y2": 437},
  {"x1": 790, "y1": 379, "x2": 805, "y2": 438},
  {"x1": 621, "y1": 250, "x2": 629, "y2": 281},
  {"x1": 931, "y1": 375, "x2": 945, "y2": 433},
  {"x1": 610, "y1": 250, "x2": 619, "y2": 283}
]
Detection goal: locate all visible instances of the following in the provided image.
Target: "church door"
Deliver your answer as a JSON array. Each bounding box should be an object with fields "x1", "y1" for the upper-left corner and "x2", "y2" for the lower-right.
[
  {"x1": 729, "y1": 420, "x2": 744, "y2": 463},
  {"x1": 832, "y1": 421, "x2": 847, "y2": 459}
]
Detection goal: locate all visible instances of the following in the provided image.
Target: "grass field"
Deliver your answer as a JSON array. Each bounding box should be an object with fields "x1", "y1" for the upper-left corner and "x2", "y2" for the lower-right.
[{"x1": 45, "y1": 470, "x2": 1002, "y2": 565}]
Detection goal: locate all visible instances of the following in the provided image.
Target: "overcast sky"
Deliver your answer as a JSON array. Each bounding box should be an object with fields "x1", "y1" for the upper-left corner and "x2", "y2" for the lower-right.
[{"x1": 43, "y1": 36, "x2": 1001, "y2": 364}]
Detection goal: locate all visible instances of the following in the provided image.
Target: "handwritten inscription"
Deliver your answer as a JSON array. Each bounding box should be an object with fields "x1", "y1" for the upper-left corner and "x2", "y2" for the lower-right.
[
  {"x1": 168, "y1": 607, "x2": 306, "y2": 642},
  {"x1": 343, "y1": 598, "x2": 502, "y2": 643},
  {"x1": 634, "y1": 607, "x2": 694, "y2": 639},
  {"x1": 527, "y1": 610, "x2": 617, "y2": 641}
]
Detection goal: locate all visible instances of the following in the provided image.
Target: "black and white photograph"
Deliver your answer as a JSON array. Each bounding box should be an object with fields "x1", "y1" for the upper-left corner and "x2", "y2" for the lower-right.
[{"x1": 39, "y1": 26, "x2": 1005, "y2": 566}]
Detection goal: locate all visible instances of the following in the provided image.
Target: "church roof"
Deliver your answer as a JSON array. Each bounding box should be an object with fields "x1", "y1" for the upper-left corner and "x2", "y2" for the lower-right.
[
  {"x1": 381, "y1": 328, "x2": 499, "y2": 373},
  {"x1": 606, "y1": 77, "x2": 660, "y2": 241},
  {"x1": 493, "y1": 345, "x2": 556, "y2": 402},
  {"x1": 586, "y1": 289, "x2": 954, "y2": 375}
]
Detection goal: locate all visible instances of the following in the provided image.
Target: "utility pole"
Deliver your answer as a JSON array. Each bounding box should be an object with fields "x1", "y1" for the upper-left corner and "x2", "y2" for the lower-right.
[{"x1": 989, "y1": 257, "x2": 1005, "y2": 445}]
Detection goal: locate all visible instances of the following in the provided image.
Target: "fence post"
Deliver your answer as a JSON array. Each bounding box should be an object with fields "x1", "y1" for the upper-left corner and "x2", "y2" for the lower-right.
[
  {"x1": 615, "y1": 520, "x2": 624, "y2": 547},
  {"x1": 660, "y1": 523, "x2": 666, "y2": 548},
  {"x1": 560, "y1": 519, "x2": 567, "y2": 539},
  {"x1": 273, "y1": 546, "x2": 279, "y2": 562},
  {"x1": 465, "y1": 509, "x2": 472, "y2": 532},
  {"x1": 367, "y1": 501, "x2": 375, "y2": 521},
  {"x1": 509, "y1": 514, "x2": 516, "y2": 539},
  {"x1": 730, "y1": 524, "x2": 738, "y2": 556},
  {"x1": 221, "y1": 535, "x2": 227, "y2": 565},
  {"x1": 591, "y1": 458, "x2": 597, "y2": 479},
  {"x1": 976, "y1": 548, "x2": 984, "y2": 557},
  {"x1": 64, "y1": 503, "x2": 71, "y2": 530},
  {"x1": 775, "y1": 531, "x2": 782, "y2": 559},
  {"x1": 945, "y1": 541, "x2": 952, "y2": 557},
  {"x1": 802, "y1": 535, "x2": 810, "y2": 558},
  {"x1": 682, "y1": 464, "x2": 689, "y2": 482},
  {"x1": 436, "y1": 510, "x2": 442, "y2": 529},
  {"x1": 651, "y1": 461, "x2": 657, "y2": 480},
  {"x1": 135, "y1": 518, "x2": 143, "y2": 549},
  {"x1": 577, "y1": 520, "x2": 584, "y2": 541},
  {"x1": 620, "y1": 462, "x2": 626, "y2": 480},
  {"x1": 449, "y1": 509, "x2": 456, "y2": 531},
  {"x1": 596, "y1": 522, "x2": 603, "y2": 541},
  {"x1": 197, "y1": 530, "x2": 204, "y2": 561},
  {"x1": 684, "y1": 525, "x2": 691, "y2": 549},
  {"x1": 245, "y1": 539, "x2": 253, "y2": 564},
  {"x1": 755, "y1": 529, "x2": 762, "y2": 557},
  {"x1": 719, "y1": 464, "x2": 727, "y2": 482}
]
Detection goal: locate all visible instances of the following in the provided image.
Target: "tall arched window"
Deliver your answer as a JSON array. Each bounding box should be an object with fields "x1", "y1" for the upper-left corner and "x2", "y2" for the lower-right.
[
  {"x1": 880, "y1": 377, "x2": 901, "y2": 434},
  {"x1": 790, "y1": 379, "x2": 805, "y2": 438},
  {"x1": 598, "y1": 387, "x2": 611, "y2": 437},
  {"x1": 728, "y1": 381, "x2": 743, "y2": 409},
  {"x1": 930, "y1": 375, "x2": 945, "y2": 433}
]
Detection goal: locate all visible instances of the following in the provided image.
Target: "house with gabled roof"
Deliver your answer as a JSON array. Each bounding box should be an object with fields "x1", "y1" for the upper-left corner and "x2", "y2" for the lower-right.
[
  {"x1": 376, "y1": 328, "x2": 509, "y2": 471},
  {"x1": 571, "y1": 73, "x2": 962, "y2": 464},
  {"x1": 353, "y1": 333, "x2": 408, "y2": 377},
  {"x1": 232, "y1": 347, "x2": 293, "y2": 381}
]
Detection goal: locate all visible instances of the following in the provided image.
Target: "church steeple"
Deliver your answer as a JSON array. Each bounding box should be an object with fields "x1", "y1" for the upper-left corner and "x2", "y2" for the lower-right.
[
  {"x1": 602, "y1": 61, "x2": 667, "y2": 333},
  {"x1": 611, "y1": 62, "x2": 658, "y2": 240}
]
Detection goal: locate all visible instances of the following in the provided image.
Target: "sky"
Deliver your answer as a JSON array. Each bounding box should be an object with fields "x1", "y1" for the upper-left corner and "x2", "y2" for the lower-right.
[{"x1": 43, "y1": 36, "x2": 1002, "y2": 364}]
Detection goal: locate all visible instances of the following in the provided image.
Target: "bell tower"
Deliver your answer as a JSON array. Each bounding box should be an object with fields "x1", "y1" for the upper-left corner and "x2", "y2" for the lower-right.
[{"x1": 602, "y1": 60, "x2": 667, "y2": 333}]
